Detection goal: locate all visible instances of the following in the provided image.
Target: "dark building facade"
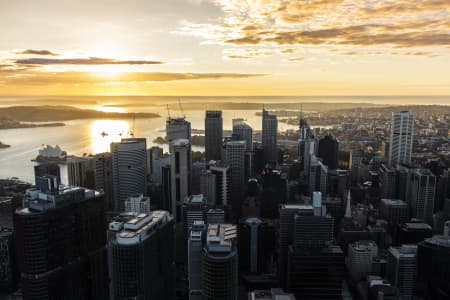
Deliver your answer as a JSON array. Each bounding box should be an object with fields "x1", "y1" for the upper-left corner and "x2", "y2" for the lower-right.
[
  {"x1": 202, "y1": 224, "x2": 238, "y2": 300},
  {"x1": 318, "y1": 134, "x2": 339, "y2": 170},
  {"x1": 238, "y1": 217, "x2": 276, "y2": 274},
  {"x1": 108, "y1": 211, "x2": 175, "y2": 300},
  {"x1": 417, "y1": 234, "x2": 450, "y2": 299},
  {"x1": 205, "y1": 110, "x2": 223, "y2": 162},
  {"x1": 0, "y1": 227, "x2": 16, "y2": 293},
  {"x1": 13, "y1": 176, "x2": 108, "y2": 300},
  {"x1": 33, "y1": 163, "x2": 61, "y2": 184}
]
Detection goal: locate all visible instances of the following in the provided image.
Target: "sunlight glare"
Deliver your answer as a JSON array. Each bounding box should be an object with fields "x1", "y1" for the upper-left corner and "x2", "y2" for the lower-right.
[{"x1": 90, "y1": 120, "x2": 130, "y2": 153}]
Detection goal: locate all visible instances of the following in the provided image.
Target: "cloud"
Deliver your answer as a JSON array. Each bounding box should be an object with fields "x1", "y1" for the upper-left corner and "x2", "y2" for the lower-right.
[
  {"x1": 287, "y1": 57, "x2": 305, "y2": 62},
  {"x1": 14, "y1": 57, "x2": 164, "y2": 65},
  {"x1": 14, "y1": 49, "x2": 60, "y2": 56},
  {"x1": 177, "y1": 0, "x2": 450, "y2": 60},
  {"x1": 0, "y1": 71, "x2": 266, "y2": 85},
  {"x1": 224, "y1": 24, "x2": 450, "y2": 48},
  {"x1": 223, "y1": 48, "x2": 274, "y2": 59},
  {"x1": 361, "y1": 0, "x2": 450, "y2": 18}
]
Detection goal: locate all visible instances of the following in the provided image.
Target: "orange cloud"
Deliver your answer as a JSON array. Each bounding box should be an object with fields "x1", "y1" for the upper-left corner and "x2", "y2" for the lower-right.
[
  {"x1": 15, "y1": 57, "x2": 164, "y2": 65},
  {"x1": 14, "y1": 49, "x2": 60, "y2": 56}
]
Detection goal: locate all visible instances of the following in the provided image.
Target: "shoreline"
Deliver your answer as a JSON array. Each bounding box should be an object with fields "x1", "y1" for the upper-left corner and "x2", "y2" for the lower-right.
[{"x1": 0, "y1": 122, "x2": 65, "y2": 130}]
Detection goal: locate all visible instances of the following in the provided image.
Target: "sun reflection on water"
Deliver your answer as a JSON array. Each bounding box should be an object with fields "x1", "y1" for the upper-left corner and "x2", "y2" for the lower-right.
[{"x1": 90, "y1": 120, "x2": 130, "y2": 153}]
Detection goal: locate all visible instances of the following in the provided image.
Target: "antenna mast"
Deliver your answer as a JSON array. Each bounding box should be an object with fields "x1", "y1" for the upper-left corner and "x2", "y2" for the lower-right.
[
  {"x1": 178, "y1": 98, "x2": 185, "y2": 118},
  {"x1": 131, "y1": 114, "x2": 135, "y2": 137},
  {"x1": 167, "y1": 104, "x2": 171, "y2": 119}
]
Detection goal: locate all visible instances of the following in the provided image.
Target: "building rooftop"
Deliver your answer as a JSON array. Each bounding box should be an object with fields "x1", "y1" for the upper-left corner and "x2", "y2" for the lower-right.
[
  {"x1": 18, "y1": 183, "x2": 100, "y2": 213},
  {"x1": 401, "y1": 222, "x2": 432, "y2": 231},
  {"x1": 206, "y1": 223, "x2": 237, "y2": 253},
  {"x1": 422, "y1": 235, "x2": 450, "y2": 248},
  {"x1": 109, "y1": 210, "x2": 172, "y2": 245},
  {"x1": 185, "y1": 194, "x2": 205, "y2": 205},
  {"x1": 249, "y1": 288, "x2": 296, "y2": 300},
  {"x1": 389, "y1": 245, "x2": 417, "y2": 258},
  {"x1": 171, "y1": 138, "x2": 190, "y2": 146},
  {"x1": 381, "y1": 198, "x2": 408, "y2": 206},
  {"x1": 350, "y1": 240, "x2": 378, "y2": 252}
]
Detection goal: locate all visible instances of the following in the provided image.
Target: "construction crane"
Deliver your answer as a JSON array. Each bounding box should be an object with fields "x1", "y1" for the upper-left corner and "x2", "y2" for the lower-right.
[
  {"x1": 166, "y1": 104, "x2": 171, "y2": 119},
  {"x1": 129, "y1": 114, "x2": 135, "y2": 137},
  {"x1": 178, "y1": 98, "x2": 185, "y2": 118}
]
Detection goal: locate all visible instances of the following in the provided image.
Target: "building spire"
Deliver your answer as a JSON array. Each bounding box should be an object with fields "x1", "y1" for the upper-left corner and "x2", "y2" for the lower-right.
[
  {"x1": 300, "y1": 103, "x2": 303, "y2": 120},
  {"x1": 345, "y1": 190, "x2": 352, "y2": 219}
]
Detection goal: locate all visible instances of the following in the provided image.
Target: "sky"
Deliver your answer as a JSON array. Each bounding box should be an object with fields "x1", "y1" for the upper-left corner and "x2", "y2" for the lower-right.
[{"x1": 0, "y1": 0, "x2": 449, "y2": 96}]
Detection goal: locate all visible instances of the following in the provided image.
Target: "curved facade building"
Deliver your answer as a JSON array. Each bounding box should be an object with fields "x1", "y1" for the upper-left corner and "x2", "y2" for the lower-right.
[
  {"x1": 108, "y1": 210, "x2": 175, "y2": 300},
  {"x1": 201, "y1": 224, "x2": 238, "y2": 300},
  {"x1": 111, "y1": 138, "x2": 148, "y2": 212}
]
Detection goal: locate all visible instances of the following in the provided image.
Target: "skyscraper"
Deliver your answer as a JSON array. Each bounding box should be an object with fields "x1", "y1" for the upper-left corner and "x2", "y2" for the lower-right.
[
  {"x1": 287, "y1": 220, "x2": 344, "y2": 299},
  {"x1": 111, "y1": 138, "x2": 148, "y2": 211},
  {"x1": 317, "y1": 133, "x2": 339, "y2": 170},
  {"x1": 108, "y1": 210, "x2": 175, "y2": 300},
  {"x1": 202, "y1": 223, "x2": 238, "y2": 300},
  {"x1": 33, "y1": 163, "x2": 61, "y2": 184},
  {"x1": 166, "y1": 117, "x2": 191, "y2": 142},
  {"x1": 183, "y1": 194, "x2": 207, "y2": 235},
  {"x1": 410, "y1": 169, "x2": 436, "y2": 225},
  {"x1": 95, "y1": 152, "x2": 114, "y2": 211},
  {"x1": 262, "y1": 108, "x2": 278, "y2": 164},
  {"x1": 200, "y1": 169, "x2": 216, "y2": 206},
  {"x1": 188, "y1": 221, "x2": 206, "y2": 300},
  {"x1": 147, "y1": 146, "x2": 163, "y2": 180},
  {"x1": 0, "y1": 227, "x2": 15, "y2": 293},
  {"x1": 170, "y1": 139, "x2": 191, "y2": 222},
  {"x1": 380, "y1": 198, "x2": 409, "y2": 229},
  {"x1": 124, "y1": 193, "x2": 151, "y2": 213},
  {"x1": 67, "y1": 156, "x2": 96, "y2": 189},
  {"x1": 417, "y1": 224, "x2": 450, "y2": 299},
  {"x1": 238, "y1": 217, "x2": 275, "y2": 274},
  {"x1": 207, "y1": 161, "x2": 231, "y2": 207},
  {"x1": 387, "y1": 245, "x2": 417, "y2": 299},
  {"x1": 14, "y1": 176, "x2": 108, "y2": 300},
  {"x1": 223, "y1": 140, "x2": 246, "y2": 216},
  {"x1": 388, "y1": 111, "x2": 414, "y2": 167},
  {"x1": 347, "y1": 240, "x2": 378, "y2": 282},
  {"x1": 205, "y1": 110, "x2": 223, "y2": 161},
  {"x1": 232, "y1": 121, "x2": 253, "y2": 151}
]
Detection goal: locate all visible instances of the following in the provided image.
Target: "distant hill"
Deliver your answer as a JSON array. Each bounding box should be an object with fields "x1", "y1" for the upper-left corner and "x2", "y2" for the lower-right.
[
  {"x1": 163, "y1": 102, "x2": 385, "y2": 112},
  {"x1": 0, "y1": 106, "x2": 160, "y2": 122},
  {"x1": 0, "y1": 141, "x2": 10, "y2": 149}
]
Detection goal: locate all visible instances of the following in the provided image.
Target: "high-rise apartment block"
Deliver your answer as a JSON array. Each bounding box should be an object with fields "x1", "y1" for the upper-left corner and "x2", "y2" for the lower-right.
[{"x1": 388, "y1": 111, "x2": 414, "y2": 167}]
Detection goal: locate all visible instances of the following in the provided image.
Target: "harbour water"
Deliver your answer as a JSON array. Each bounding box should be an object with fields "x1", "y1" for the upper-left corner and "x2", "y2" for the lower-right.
[{"x1": 1, "y1": 95, "x2": 449, "y2": 183}]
